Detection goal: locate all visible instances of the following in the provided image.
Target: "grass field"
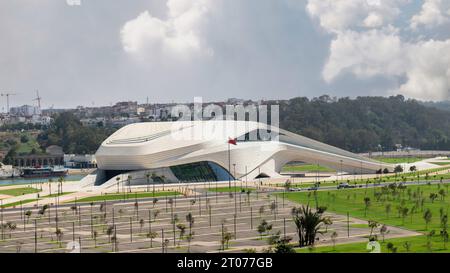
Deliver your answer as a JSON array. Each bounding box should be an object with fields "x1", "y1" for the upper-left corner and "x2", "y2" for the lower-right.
[
  {"x1": 282, "y1": 182, "x2": 450, "y2": 253},
  {"x1": 430, "y1": 162, "x2": 450, "y2": 166},
  {"x1": 283, "y1": 184, "x2": 450, "y2": 232},
  {"x1": 208, "y1": 186, "x2": 254, "y2": 193},
  {"x1": 43, "y1": 192, "x2": 75, "y2": 198},
  {"x1": 0, "y1": 187, "x2": 41, "y2": 196},
  {"x1": 282, "y1": 164, "x2": 335, "y2": 172},
  {"x1": 374, "y1": 157, "x2": 424, "y2": 164},
  {"x1": 0, "y1": 199, "x2": 38, "y2": 208},
  {"x1": 74, "y1": 191, "x2": 180, "y2": 203},
  {"x1": 296, "y1": 235, "x2": 450, "y2": 253}
]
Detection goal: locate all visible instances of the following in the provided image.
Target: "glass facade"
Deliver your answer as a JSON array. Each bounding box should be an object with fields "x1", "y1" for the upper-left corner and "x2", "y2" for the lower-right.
[{"x1": 170, "y1": 161, "x2": 234, "y2": 182}]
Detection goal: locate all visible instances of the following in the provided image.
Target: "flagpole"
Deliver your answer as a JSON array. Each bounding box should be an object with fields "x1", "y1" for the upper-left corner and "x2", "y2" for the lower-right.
[{"x1": 228, "y1": 141, "x2": 231, "y2": 189}]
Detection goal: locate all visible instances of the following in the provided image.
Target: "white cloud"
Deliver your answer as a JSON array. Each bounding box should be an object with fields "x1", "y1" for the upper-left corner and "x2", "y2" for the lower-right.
[
  {"x1": 306, "y1": 0, "x2": 407, "y2": 33},
  {"x1": 323, "y1": 27, "x2": 405, "y2": 82},
  {"x1": 120, "y1": 0, "x2": 214, "y2": 59},
  {"x1": 322, "y1": 28, "x2": 450, "y2": 100},
  {"x1": 399, "y1": 39, "x2": 450, "y2": 100},
  {"x1": 410, "y1": 0, "x2": 450, "y2": 29},
  {"x1": 308, "y1": 0, "x2": 450, "y2": 100}
]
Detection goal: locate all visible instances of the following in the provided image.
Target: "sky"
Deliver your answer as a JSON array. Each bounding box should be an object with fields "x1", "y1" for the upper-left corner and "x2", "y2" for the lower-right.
[{"x1": 0, "y1": 0, "x2": 450, "y2": 109}]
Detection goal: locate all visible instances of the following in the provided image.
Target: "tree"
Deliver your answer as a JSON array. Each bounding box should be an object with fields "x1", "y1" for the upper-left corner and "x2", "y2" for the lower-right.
[
  {"x1": 176, "y1": 223, "x2": 186, "y2": 244},
  {"x1": 146, "y1": 231, "x2": 157, "y2": 248},
  {"x1": 25, "y1": 210, "x2": 32, "y2": 223},
  {"x1": 380, "y1": 225, "x2": 389, "y2": 242},
  {"x1": 441, "y1": 229, "x2": 449, "y2": 249},
  {"x1": 257, "y1": 220, "x2": 273, "y2": 239},
  {"x1": 386, "y1": 242, "x2": 397, "y2": 253},
  {"x1": 363, "y1": 197, "x2": 371, "y2": 217},
  {"x1": 423, "y1": 209, "x2": 432, "y2": 230},
  {"x1": 429, "y1": 193, "x2": 438, "y2": 203},
  {"x1": 93, "y1": 231, "x2": 98, "y2": 248},
  {"x1": 368, "y1": 221, "x2": 379, "y2": 237},
  {"x1": 394, "y1": 165, "x2": 403, "y2": 174},
  {"x1": 323, "y1": 217, "x2": 332, "y2": 232},
  {"x1": 400, "y1": 207, "x2": 409, "y2": 225},
  {"x1": 403, "y1": 241, "x2": 411, "y2": 252},
  {"x1": 106, "y1": 225, "x2": 114, "y2": 243},
  {"x1": 292, "y1": 205, "x2": 325, "y2": 247},
  {"x1": 426, "y1": 230, "x2": 435, "y2": 251},
  {"x1": 385, "y1": 203, "x2": 392, "y2": 219},
  {"x1": 55, "y1": 228, "x2": 63, "y2": 247},
  {"x1": 331, "y1": 231, "x2": 338, "y2": 250},
  {"x1": 438, "y1": 189, "x2": 446, "y2": 201},
  {"x1": 409, "y1": 166, "x2": 417, "y2": 172}
]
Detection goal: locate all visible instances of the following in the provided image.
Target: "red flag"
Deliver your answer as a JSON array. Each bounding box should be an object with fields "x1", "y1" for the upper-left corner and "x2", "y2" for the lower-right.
[{"x1": 228, "y1": 138, "x2": 237, "y2": 145}]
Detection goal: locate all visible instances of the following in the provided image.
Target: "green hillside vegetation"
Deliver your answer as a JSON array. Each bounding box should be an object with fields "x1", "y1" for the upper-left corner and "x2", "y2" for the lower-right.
[
  {"x1": 37, "y1": 112, "x2": 116, "y2": 154},
  {"x1": 278, "y1": 95, "x2": 450, "y2": 153}
]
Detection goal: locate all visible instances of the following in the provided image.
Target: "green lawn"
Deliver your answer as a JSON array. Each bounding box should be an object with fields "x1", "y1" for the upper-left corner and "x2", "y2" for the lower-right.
[
  {"x1": 282, "y1": 164, "x2": 335, "y2": 173},
  {"x1": 15, "y1": 133, "x2": 42, "y2": 155},
  {"x1": 208, "y1": 186, "x2": 254, "y2": 193},
  {"x1": 282, "y1": 183, "x2": 450, "y2": 233},
  {"x1": 0, "y1": 199, "x2": 38, "y2": 208},
  {"x1": 0, "y1": 187, "x2": 41, "y2": 196},
  {"x1": 44, "y1": 192, "x2": 75, "y2": 198},
  {"x1": 296, "y1": 235, "x2": 450, "y2": 253},
  {"x1": 375, "y1": 157, "x2": 424, "y2": 164},
  {"x1": 430, "y1": 162, "x2": 450, "y2": 166},
  {"x1": 74, "y1": 191, "x2": 180, "y2": 203},
  {"x1": 283, "y1": 183, "x2": 450, "y2": 253}
]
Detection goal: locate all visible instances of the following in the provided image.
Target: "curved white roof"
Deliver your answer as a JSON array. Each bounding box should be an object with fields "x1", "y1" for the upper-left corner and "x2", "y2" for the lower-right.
[{"x1": 96, "y1": 120, "x2": 393, "y2": 178}]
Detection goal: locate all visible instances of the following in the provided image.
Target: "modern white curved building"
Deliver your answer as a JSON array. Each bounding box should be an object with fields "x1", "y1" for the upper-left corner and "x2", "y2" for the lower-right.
[{"x1": 83, "y1": 120, "x2": 392, "y2": 187}]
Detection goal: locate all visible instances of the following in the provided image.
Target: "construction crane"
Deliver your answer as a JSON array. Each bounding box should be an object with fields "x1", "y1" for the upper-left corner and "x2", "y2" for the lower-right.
[
  {"x1": 0, "y1": 92, "x2": 17, "y2": 114},
  {"x1": 33, "y1": 90, "x2": 42, "y2": 109}
]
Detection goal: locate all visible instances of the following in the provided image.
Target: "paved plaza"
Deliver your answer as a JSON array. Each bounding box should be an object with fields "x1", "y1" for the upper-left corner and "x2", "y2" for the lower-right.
[{"x1": 0, "y1": 189, "x2": 419, "y2": 253}]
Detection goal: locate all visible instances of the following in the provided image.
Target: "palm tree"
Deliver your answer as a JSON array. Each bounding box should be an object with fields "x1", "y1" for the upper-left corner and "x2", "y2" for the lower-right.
[
  {"x1": 292, "y1": 205, "x2": 325, "y2": 247},
  {"x1": 368, "y1": 220, "x2": 379, "y2": 237},
  {"x1": 146, "y1": 173, "x2": 151, "y2": 192},
  {"x1": 380, "y1": 224, "x2": 389, "y2": 242},
  {"x1": 139, "y1": 219, "x2": 145, "y2": 233},
  {"x1": 115, "y1": 177, "x2": 120, "y2": 193},
  {"x1": 403, "y1": 241, "x2": 411, "y2": 252},
  {"x1": 385, "y1": 203, "x2": 392, "y2": 219},
  {"x1": 55, "y1": 228, "x2": 63, "y2": 247},
  {"x1": 323, "y1": 217, "x2": 332, "y2": 232},
  {"x1": 331, "y1": 231, "x2": 338, "y2": 250},
  {"x1": 127, "y1": 175, "x2": 132, "y2": 193},
  {"x1": 186, "y1": 212, "x2": 195, "y2": 237},
  {"x1": 106, "y1": 225, "x2": 114, "y2": 243},
  {"x1": 25, "y1": 210, "x2": 32, "y2": 224},
  {"x1": 259, "y1": 205, "x2": 265, "y2": 218},
  {"x1": 93, "y1": 231, "x2": 98, "y2": 248},
  {"x1": 401, "y1": 207, "x2": 409, "y2": 225},
  {"x1": 186, "y1": 232, "x2": 194, "y2": 253},
  {"x1": 153, "y1": 210, "x2": 160, "y2": 221},
  {"x1": 176, "y1": 223, "x2": 186, "y2": 245},
  {"x1": 146, "y1": 231, "x2": 157, "y2": 248},
  {"x1": 58, "y1": 176, "x2": 64, "y2": 194},
  {"x1": 423, "y1": 208, "x2": 432, "y2": 230},
  {"x1": 363, "y1": 197, "x2": 371, "y2": 217}
]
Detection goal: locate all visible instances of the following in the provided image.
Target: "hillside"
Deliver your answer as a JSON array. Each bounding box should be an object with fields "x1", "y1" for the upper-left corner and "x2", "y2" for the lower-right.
[{"x1": 278, "y1": 95, "x2": 450, "y2": 153}]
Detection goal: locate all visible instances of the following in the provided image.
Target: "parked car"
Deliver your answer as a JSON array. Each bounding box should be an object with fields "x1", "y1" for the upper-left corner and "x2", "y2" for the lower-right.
[{"x1": 337, "y1": 183, "x2": 356, "y2": 189}]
